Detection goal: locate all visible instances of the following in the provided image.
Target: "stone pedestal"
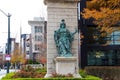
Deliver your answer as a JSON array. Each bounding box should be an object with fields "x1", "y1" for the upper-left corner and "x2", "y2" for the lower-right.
[
  {"x1": 44, "y1": 0, "x2": 80, "y2": 78},
  {"x1": 55, "y1": 57, "x2": 76, "y2": 75},
  {"x1": 55, "y1": 57, "x2": 81, "y2": 78}
]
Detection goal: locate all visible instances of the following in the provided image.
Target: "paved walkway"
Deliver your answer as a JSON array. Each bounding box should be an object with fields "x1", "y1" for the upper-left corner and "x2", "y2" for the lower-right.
[
  {"x1": 0, "y1": 69, "x2": 19, "y2": 79},
  {"x1": 0, "y1": 69, "x2": 7, "y2": 79},
  {"x1": 0, "y1": 74, "x2": 6, "y2": 79}
]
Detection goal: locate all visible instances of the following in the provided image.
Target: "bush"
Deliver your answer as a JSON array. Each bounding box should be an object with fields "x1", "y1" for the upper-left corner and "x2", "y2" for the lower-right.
[
  {"x1": 13, "y1": 65, "x2": 46, "y2": 78},
  {"x1": 2, "y1": 73, "x2": 101, "y2": 80},
  {"x1": 21, "y1": 65, "x2": 36, "y2": 72},
  {"x1": 35, "y1": 67, "x2": 47, "y2": 73},
  {"x1": 51, "y1": 72, "x2": 73, "y2": 78},
  {"x1": 79, "y1": 70, "x2": 87, "y2": 78},
  {"x1": 2, "y1": 65, "x2": 101, "y2": 80},
  {"x1": 85, "y1": 66, "x2": 120, "y2": 80},
  {"x1": 28, "y1": 59, "x2": 40, "y2": 64},
  {"x1": 2, "y1": 78, "x2": 101, "y2": 80}
]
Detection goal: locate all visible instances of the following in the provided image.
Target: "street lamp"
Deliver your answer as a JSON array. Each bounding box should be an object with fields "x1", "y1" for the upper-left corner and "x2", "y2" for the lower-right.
[{"x1": 0, "y1": 9, "x2": 11, "y2": 73}]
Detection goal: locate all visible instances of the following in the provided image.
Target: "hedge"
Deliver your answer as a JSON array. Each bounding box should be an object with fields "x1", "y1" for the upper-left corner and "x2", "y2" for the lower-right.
[
  {"x1": 2, "y1": 73, "x2": 101, "y2": 80},
  {"x1": 85, "y1": 66, "x2": 120, "y2": 80},
  {"x1": 2, "y1": 78, "x2": 101, "y2": 80}
]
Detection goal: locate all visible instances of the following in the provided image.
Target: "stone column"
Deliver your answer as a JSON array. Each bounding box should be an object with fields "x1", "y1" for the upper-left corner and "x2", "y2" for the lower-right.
[{"x1": 44, "y1": 0, "x2": 80, "y2": 78}]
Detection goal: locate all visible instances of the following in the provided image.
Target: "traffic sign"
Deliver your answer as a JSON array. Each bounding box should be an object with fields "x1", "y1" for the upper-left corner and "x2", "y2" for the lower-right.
[{"x1": 5, "y1": 54, "x2": 11, "y2": 61}]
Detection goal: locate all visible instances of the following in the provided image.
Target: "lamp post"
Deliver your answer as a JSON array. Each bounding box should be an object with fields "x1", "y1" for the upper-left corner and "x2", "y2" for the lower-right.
[{"x1": 0, "y1": 9, "x2": 11, "y2": 73}]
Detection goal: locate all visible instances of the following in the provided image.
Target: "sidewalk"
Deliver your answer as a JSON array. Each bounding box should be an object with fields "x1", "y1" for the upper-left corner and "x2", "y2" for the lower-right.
[
  {"x1": 0, "y1": 69, "x2": 6, "y2": 79},
  {"x1": 0, "y1": 74, "x2": 6, "y2": 79},
  {"x1": 0, "y1": 69, "x2": 19, "y2": 79}
]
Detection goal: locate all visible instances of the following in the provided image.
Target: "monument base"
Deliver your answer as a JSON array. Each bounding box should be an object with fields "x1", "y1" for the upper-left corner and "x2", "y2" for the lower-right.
[
  {"x1": 55, "y1": 57, "x2": 81, "y2": 78},
  {"x1": 44, "y1": 73, "x2": 52, "y2": 78}
]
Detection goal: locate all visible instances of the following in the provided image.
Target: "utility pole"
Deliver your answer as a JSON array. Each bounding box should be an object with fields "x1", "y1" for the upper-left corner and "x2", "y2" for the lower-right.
[{"x1": 0, "y1": 9, "x2": 11, "y2": 73}]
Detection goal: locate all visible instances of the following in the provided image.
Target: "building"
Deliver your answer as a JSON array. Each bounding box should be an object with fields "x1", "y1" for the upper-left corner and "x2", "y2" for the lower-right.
[
  {"x1": 4, "y1": 38, "x2": 18, "y2": 68},
  {"x1": 79, "y1": 0, "x2": 120, "y2": 68},
  {"x1": 28, "y1": 17, "x2": 47, "y2": 63},
  {"x1": 5, "y1": 38, "x2": 16, "y2": 54},
  {"x1": 0, "y1": 52, "x2": 4, "y2": 68},
  {"x1": 21, "y1": 34, "x2": 32, "y2": 60}
]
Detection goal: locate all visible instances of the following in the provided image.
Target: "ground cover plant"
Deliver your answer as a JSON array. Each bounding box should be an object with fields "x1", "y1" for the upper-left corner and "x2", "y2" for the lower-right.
[{"x1": 2, "y1": 65, "x2": 101, "y2": 80}]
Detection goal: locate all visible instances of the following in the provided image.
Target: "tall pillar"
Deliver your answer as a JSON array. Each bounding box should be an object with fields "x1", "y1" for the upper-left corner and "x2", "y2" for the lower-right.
[{"x1": 44, "y1": 0, "x2": 80, "y2": 78}]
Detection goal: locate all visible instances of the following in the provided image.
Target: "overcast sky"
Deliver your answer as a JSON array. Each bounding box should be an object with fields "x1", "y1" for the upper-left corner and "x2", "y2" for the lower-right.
[{"x1": 0, "y1": 0, "x2": 47, "y2": 47}]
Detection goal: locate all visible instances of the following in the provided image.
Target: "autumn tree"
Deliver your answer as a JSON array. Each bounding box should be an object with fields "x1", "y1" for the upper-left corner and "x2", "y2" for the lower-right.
[
  {"x1": 81, "y1": 0, "x2": 120, "y2": 33},
  {"x1": 39, "y1": 53, "x2": 46, "y2": 67},
  {"x1": 37, "y1": 32, "x2": 47, "y2": 66},
  {"x1": 11, "y1": 45, "x2": 26, "y2": 68}
]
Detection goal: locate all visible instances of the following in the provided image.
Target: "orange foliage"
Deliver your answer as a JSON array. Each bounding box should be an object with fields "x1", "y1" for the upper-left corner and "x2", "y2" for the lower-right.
[
  {"x1": 81, "y1": 0, "x2": 120, "y2": 33},
  {"x1": 11, "y1": 45, "x2": 26, "y2": 64},
  {"x1": 39, "y1": 56, "x2": 46, "y2": 65}
]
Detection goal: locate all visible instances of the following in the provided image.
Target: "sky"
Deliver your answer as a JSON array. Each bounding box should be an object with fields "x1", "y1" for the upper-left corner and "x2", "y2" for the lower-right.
[{"x1": 0, "y1": 0, "x2": 47, "y2": 48}]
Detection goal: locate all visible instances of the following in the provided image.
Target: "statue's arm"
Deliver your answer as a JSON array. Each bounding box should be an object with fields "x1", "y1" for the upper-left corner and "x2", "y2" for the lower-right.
[
  {"x1": 54, "y1": 31, "x2": 59, "y2": 47},
  {"x1": 72, "y1": 28, "x2": 78, "y2": 36}
]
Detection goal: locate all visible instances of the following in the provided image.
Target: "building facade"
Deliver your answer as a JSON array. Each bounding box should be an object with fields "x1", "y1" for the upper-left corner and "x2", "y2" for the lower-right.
[
  {"x1": 5, "y1": 38, "x2": 16, "y2": 54},
  {"x1": 21, "y1": 34, "x2": 32, "y2": 60},
  {"x1": 0, "y1": 52, "x2": 4, "y2": 68},
  {"x1": 79, "y1": 0, "x2": 120, "y2": 68},
  {"x1": 28, "y1": 17, "x2": 47, "y2": 63}
]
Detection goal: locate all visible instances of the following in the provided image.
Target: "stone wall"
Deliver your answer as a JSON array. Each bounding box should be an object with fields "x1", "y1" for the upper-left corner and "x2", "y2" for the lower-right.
[{"x1": 44, "y1": 0, "x2": 79, "y2": 77}]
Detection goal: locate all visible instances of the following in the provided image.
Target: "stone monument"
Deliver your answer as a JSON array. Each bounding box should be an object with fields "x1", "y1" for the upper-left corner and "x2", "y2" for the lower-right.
[{"x1": 44, "y1": 0, "x2": 81, "y2": 78}]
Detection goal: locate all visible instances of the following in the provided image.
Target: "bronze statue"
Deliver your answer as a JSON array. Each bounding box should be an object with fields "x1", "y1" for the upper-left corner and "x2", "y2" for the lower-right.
[{"x1": 54, "y1": 19, "x2": 77, "y2": 57}]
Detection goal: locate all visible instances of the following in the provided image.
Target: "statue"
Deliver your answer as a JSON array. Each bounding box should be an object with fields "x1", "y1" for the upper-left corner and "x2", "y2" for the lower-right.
[{"x1": 54, "y1": 19, "x2": 77, "y2": 57}]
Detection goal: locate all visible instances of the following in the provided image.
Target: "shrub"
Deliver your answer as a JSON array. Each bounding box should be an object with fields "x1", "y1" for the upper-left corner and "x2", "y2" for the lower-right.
[
  {"x1": 2, "y1": 78, "x2": 101, "y2": 80},
  {"x1": 79, "y1": 70, "x2": 87, "y2": 78},
  {"x1": 51, "y1": 72, "x2": 73, "y2": 78},
  {"x1": 85, "y1": 66, "x2": 120, "y2": 80},
  {"x1": 12, "y1": 65, "x2": 46, "y2": 78},
  {"x1": 28, "y1": 59, "x2": 40, "y2": 64},
  {"x1": 21, "y1": 65, "x2": 35, "y2": 72},
  {"x1": 2, "y1": 66, "x2": 101, "y2": 80},
  {"x1": 35, "y1": 67, "x2": 47, "y2": 73},
  {"x1": 2, "y1": 73, "x2": 101, "y2": 80}
]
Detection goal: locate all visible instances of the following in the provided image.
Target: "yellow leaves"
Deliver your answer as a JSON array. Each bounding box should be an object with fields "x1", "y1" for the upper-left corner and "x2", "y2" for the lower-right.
[
  {"x1": 86, "y1": 0, "x2": 120, "y2": 9},
  {"x1": 107, "y1": 0, "x2": 120, "y2": 8},
  {"x1": 81, "y1": 9, "x2": 97, "y2": 19},
  {"x1": 92, "y1": 0, "x2": 120, "y2": 8},
  {"x1": 82, "y1": 7, "x2": 120, "y2": 20},
  {"x1": 81, "y1": 1, "x2": 120, "y2": 36},
  {"x1": 11, "y1": 48, "x2": 20, "y2": 63},
  {"x1": 91, "y1": 0, "x2": 97, "y2": 3},
  {"x1": 100, "y1": 27, "x2": 114, "y2": 34},
  {"x1": 86, "y1": 0, "x2": 100, "y2": 10},
  {"x1": 20, "y1": 53, "x2": 27, "y2": 65},
  {"x1": 81, "y1": 7, "x2": 120, "y2": 28},
  {"x1": 81, "y1": 0, "x2": 120, "y2": 41},
  {"x1": 11, "y1": 46, "x2": 26, "y2": 64}
]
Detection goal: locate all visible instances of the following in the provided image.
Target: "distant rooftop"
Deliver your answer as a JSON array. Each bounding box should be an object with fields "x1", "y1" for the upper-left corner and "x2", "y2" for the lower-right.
[{"x1": 34, "y1": 17, "x2": 45, "y2": 21}]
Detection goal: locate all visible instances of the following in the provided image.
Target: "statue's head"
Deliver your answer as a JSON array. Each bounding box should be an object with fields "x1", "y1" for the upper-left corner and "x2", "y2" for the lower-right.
[
  {"x1": 60, "y1": 19, "x2": 66, "y2": 28},
  {"x1": 61, "y1": 19, "x2": 65, "y2": 23}
]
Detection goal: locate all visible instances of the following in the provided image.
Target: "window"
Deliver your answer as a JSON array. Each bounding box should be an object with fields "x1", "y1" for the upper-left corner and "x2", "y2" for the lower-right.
[
  {"x1": 87, "y1": 50, "x2": 120, "y2": 66},
  {"x1": 86, "y1": 27, "x2": 107, "y2": 44},
  {"x1": 109, "y1": 30, "x2": 120, "y2": 45},
  {"x1": 35, "y1": 35, "x2": 42, "y2": 41},
  {"x1": 26, "y1": 51, "x2": 29, "y2": 54},
  {"x1": 34, "y1": 44, "x2": 41, "y2": 51},
  {"x1": 86, "y1": 27, "x2": 120, "y2": 45},
  {"x1": 35, "y1": 26, "x2": 42, "y2": 33}
]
